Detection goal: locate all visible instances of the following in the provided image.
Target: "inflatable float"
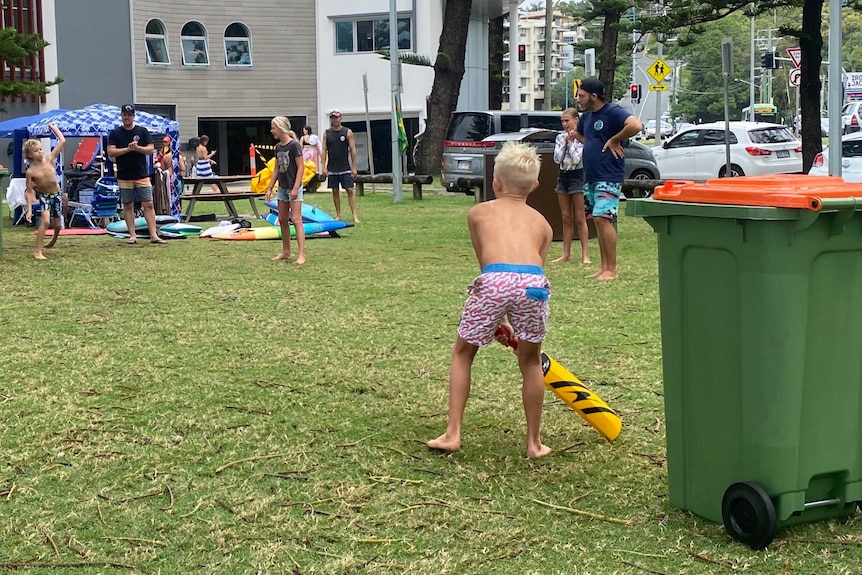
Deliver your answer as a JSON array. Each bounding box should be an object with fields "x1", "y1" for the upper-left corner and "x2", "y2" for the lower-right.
[
  {"x1": 212, "y1": 220, "x2": 353, "y2": 240},
  {"x1": 106, "y1": 215, "x2": 178, "y2": 233}
]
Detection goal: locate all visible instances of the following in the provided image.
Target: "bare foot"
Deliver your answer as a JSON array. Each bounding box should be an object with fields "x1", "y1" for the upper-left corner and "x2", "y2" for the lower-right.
[
  {"x1": 150, "y1": 237, "x2": 167, "y2": 244},
  {"x1": 590, "y1": 269, "x2": 602, "y2": 278},
  {"x1": 582, "y1": 257, "x2": 592, "y2": 264},
  {"x1": 34, "y1": 253, "x2": 47, "y2": 260},
  {"x1": 427, "y1": 434, "x2": 460, "y2": 453},
  {"x1": 271, "y1": 253, "x2": 291, "y2": 261},
  {"x1": 552, "y1": 255, "x2": 571, "y2": 263},
  {"x1": 126, "y1": 237, "x2": 137, "y2": 245},
  {"x1": 353, "y1": 219, "x2": 361, "y2": 224},
  {"x1": 527, "y1": 443, "x2": 553, "y2": 459},
  {"x1": 295, "y1": 256, "x2": 306, "y2": 265},
  {"x1": 595, "y1": 271, "x2": 618, "y2": 280}
]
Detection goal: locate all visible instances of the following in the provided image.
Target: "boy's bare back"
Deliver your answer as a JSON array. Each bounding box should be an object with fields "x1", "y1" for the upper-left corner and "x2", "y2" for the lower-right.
[{"x1": 468, "y1": 196, "x2": 552, "y2": 268}]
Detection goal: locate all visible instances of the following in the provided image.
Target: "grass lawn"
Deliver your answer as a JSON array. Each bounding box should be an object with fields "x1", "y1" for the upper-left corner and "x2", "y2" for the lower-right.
[{"x1": 1, "y1": 190, "x2": 860, "y2": 574}]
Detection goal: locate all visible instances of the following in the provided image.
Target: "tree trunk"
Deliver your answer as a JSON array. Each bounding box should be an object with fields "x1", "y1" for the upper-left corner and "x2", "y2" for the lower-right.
[
  {"x1": 488, "y1": 15, "x2": 504, "y2": 110},
  {"x1": 598, "y1": 8, "x2": 622, "y2": 98},
  {"x1": 599, "y1": 8, "x2": 622, "y2": 101},
  {"x1": 799, "y1": 0, "x2": 823, "y2": 173},
  {"x1": 414, "y1": 0, "x2": 473, "y2": 176}
]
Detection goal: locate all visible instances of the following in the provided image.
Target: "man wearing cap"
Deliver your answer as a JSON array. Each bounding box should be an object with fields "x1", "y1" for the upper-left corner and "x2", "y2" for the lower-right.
[
  {"x1": 321, "y1": 110, "x2": 360, "y2": 223},
  {"x1": 574, "y1": 78, "x2": 641, "y2": 280},
  {"x1": 107, "y1": 104, "x2": 164, "y2": 244}
]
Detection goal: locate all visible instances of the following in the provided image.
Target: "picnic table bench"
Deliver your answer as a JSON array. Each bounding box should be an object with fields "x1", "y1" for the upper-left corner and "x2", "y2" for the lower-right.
[{"x1": 353, "y1": 174, "x2": 434, "y2": 200}]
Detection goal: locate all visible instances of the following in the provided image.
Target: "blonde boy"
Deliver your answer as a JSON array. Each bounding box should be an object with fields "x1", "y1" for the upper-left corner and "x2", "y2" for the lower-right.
[
  {"x1": 428, "y1": 141, "x2": 554, "y2": 459},
  {"x1": 24, "y1": 123, "x2": 66, "y2": 260}
]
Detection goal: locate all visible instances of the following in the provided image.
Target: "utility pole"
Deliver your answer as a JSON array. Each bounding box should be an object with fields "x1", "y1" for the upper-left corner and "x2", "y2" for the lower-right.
[{"x1": 544, "y1": 1, "x2": 554, "y2": 110}]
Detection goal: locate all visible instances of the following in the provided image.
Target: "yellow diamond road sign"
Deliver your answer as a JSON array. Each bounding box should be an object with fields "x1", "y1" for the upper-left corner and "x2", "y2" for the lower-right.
[
  {"x1": 649, "y1": 84, "x2": 668, "y2": 91},
  {"x1": 649, "y1": 59, "x2": 671, "y2": 82}
]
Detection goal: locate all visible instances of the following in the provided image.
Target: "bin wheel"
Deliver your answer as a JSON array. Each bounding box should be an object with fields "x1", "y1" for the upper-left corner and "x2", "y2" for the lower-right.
[{"x1": 721, "y1": 481, "x2": 776, "y2": 550}]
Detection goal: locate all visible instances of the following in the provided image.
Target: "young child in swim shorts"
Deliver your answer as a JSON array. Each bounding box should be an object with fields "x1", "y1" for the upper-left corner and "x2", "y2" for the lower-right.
[
  {"x1": 427, "y1": 140, "x2": 554, "y2": 459},
  {"x1": 23, "y1": 123, "x2": 66, "y2": 260}
]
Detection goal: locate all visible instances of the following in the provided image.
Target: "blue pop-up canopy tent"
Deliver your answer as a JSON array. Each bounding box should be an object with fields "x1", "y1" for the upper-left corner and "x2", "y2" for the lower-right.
[
  {"x1": 0, "y1": 109, "x2": 67, "y2": 178},
  {"x1": 27, "y1": 103, "x2": 182, "y2": 218}
]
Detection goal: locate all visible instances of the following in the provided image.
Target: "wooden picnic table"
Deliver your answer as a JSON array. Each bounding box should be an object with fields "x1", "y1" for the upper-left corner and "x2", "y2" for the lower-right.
[{"x1": 181, "y1": 175, "x2": 265, "y2": 220}]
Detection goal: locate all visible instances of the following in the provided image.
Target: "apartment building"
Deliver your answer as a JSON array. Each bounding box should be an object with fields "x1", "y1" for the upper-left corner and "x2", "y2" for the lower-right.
[{"x1": 504, "y1": 10, "x2": 586, "y2": 111}]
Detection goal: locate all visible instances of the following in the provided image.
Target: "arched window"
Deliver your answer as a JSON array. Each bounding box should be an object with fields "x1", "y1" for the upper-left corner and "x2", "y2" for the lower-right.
[
  {"x1": 224, "y1": 22, "x2": 252, "y2": 67},
  {"x1": 181, "y1": 21, "x2": 209, "y2": 66},
  {"x1": 145, "y1": 19, "x2": 170, "y2": 65}
]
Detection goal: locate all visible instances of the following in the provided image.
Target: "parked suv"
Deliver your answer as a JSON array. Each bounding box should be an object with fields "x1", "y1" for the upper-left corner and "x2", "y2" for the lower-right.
[{"x1": 441, "y1": 110, "x2": 562, "y2": 193}]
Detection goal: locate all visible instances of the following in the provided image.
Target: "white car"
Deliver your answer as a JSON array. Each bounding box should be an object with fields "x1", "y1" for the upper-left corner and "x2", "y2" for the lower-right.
[
  {"x1": 841, "y1": 101, "x2": 862, "y2": 134},
  {"x1": 808, "y1": 131, "x2": 862, "y2": 182},
  {"x1": 643, "y1": 119, "x2": 674, "y2": 139},
  {"x1": 651, "y1": 121, "x2": 802, "y2": 180}
]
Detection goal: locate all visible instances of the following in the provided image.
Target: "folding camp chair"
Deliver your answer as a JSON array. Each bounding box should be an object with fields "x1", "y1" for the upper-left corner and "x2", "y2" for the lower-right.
[
  {"x1": 67, "y1": 175, "x2": 120, "y2": 229},
  {"x1": 69, "y1": 137, "x2": 101, "y2": 170}
]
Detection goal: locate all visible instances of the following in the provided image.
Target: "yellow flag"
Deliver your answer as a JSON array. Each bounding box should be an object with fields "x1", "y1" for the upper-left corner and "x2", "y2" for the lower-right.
[{"x1": 395, "y1": 93, "x2": 408, "y2": 154}]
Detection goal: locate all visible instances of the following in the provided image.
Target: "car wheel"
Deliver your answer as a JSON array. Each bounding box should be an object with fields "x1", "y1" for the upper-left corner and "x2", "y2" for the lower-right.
[
  {"x1": 628, "y1": 168, "x2": 654, "y2": 180},
  {"x1": 718, "y1": 164, "x2": 745, "y2": 178}
]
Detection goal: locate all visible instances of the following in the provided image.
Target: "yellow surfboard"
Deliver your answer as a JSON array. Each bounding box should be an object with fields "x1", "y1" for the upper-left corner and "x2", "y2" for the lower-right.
[{"x1": 495, "y1": 325, "x2": 622, "y2": 441}]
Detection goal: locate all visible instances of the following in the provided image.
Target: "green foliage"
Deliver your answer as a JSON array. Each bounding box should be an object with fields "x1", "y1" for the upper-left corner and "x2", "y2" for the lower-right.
[
  {"x1": 435, "y1": 51, "x2": 452, "y2": 71},
  {"x1": 0, "y1": 27, "x2": 61, "y2": 109},
  {"x1": 376, "y1": 49, "x2": 433, "y2": 67}
]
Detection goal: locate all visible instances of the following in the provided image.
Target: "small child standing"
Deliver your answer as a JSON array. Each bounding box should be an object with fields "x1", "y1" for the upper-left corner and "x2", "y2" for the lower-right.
[
  {"x1": 24, "y1": 123, "x2": 66, "y2": 260},
  {"x1": 427, "y1": 140, "x2": 554, "y2": 459}
]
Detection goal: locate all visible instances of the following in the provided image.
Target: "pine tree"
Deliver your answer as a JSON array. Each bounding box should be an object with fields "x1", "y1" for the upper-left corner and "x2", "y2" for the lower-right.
[{"x1": 0, "y1": 27, "x2": 61, "y2": 106}]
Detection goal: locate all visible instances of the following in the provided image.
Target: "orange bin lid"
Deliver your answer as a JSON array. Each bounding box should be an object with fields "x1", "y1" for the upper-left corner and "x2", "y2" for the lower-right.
[{"x1": 653, "y1": 174, "x2": 862, "y2": 212}]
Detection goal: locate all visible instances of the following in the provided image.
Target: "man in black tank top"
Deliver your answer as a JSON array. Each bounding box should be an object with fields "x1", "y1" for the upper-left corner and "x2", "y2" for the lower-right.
[{"x1": 321, "y1": 110, "x2": 360, "y2": 223}]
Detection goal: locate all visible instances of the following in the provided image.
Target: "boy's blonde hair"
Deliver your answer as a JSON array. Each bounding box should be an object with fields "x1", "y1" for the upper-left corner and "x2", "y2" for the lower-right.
[
  {"x1": 272, "y1": 116, "x2": 292, "y2": 134},
  {"x1": 23, "y1": 139, "x2": 41, "y2": 160},
  {"x1": 493, "y1": 140, "x2": 541, "y2": 195}
]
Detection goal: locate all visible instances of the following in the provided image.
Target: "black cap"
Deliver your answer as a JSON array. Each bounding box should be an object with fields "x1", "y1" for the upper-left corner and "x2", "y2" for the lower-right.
[
  {"x1": 121, "y1": 104, "x2": 135, "y2": 113},
  {"x1": 579, "y1": 77, "x2": 607, "y2": 101}
]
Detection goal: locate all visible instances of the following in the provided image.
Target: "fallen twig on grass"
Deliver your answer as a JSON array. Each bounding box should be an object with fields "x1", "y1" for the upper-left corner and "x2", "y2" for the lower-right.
[
  {"x1": 531, "y1": 498, "x2": 635, "y2": 526},
  {"x1": 178, "y1": 499, "x2": 206, "y2": 519},
  {"x1": 369, "y1": 474, "x2": 423, "y2": 485},
  {"x1": 620, "y1": 559, "x2": 668, "y2": 575},
  {"x1": 215, "y1": 451, "x2": 305, "y2": 474},
  {"x1": 0, "y1": 561, "x2": 143, "y2": 571},
  {"x1": 102, "y1": 536, "x2": 166, "y2": 548},
  {"x1": 687, "y1": 549, "x2": 738, "y2": 569},
  {"x1": 335, "y1": 431, "x2": 382, "y2": 448},
  {"x1": 42, "y1": 527, "x2": 59, "y2": 557}
]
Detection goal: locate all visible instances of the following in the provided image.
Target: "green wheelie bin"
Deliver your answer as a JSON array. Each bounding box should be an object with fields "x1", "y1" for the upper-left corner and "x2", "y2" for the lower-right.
[{"x1": 627, "y1": 174, "x2": 862, "y2": 550}]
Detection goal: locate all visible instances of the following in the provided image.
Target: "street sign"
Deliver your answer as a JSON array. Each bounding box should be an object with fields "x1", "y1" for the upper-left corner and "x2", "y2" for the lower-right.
[
  {"x1": 648, "y1": 59, "x2": 671, "y2": 82},
  {"x1": 649, "y1": 84, "x2": 668, "y2": 91},
  {"x1": 789, "y1": 68, "x2": 801, "y2": 87},
  {"x1": 787, "y1": 47, "x2": 801, "y2": 69},
  {"x1": 573, "y1": 78, "x2": 582, "y2": 97}
]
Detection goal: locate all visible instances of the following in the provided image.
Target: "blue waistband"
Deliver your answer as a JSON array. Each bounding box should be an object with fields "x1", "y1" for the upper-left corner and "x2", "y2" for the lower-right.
[{"x1": 482, "y1": 263, "x2": 544, "y2": 275}]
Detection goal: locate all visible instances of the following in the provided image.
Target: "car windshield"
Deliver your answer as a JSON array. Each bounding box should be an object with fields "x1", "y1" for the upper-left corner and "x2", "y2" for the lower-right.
[
  {"x1": 748, "y1": 127, "x2": 796, "y2": 144},
  {"x1": 445, "y1": 113, "x2": 492, "y2": 142}
]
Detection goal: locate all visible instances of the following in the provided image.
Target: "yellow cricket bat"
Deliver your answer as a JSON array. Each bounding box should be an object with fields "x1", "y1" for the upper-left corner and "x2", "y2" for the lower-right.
[{"x1": 495, "y1": 325, "x2": 622, "y2": 441}]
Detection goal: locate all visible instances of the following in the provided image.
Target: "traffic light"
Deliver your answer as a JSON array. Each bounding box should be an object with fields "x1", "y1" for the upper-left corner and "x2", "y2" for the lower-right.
[
  {"x1": 518, "y1": 44, "x2": 526, "y2": 62},
  {"x1": 630, "y1": 84, "x2": 641, "y2": 104},
  {"x1": 760, "y1": 52, "x2": 777, "y2": 69}
]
